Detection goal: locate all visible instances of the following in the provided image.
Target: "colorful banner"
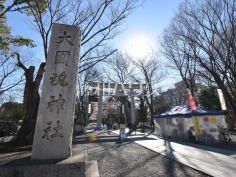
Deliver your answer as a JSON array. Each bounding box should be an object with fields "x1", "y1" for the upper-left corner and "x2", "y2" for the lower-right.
[
  {"x1": 217, "y1": 89, "x2": 227, "y2": 110},
  {"x1": 188, "y1": 89, "x2": 197, "y2": 110},
  {"x1": 193, "y1": 116, "x2": 202, "y2": 134}
]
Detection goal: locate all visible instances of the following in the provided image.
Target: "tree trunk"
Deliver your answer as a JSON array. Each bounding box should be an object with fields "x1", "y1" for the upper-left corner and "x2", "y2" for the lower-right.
[
  {"x1": 15, "y1": 62, "x2": 46, "y2": 146},
  {"x1": 144, "y1": 94, "x2": 154, "y2": 129},
  {"x1": 23, "y1": 66, "x2": 34, "y2": 108},
  {"x1": 124, "y1": 99, "x2": 130, "y2": 123}
]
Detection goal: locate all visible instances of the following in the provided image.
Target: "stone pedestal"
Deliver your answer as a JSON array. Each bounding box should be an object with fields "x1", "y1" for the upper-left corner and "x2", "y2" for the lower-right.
[
  {"x1": 31, "y1": 23, "x2": 81, "y2": 160},
  {"x1": 74, "y1": 118, "x2": 84, "y2": 133},
  {"x1": 0, "y1": 148, "x2": 87, "y2": 177}
]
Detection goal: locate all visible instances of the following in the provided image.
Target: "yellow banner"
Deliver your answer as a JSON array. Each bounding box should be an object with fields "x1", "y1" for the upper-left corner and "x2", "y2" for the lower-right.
[
  {"x1": 193, "y1": 116, "x2": 202, "y2": 134},
  {"x1": 210, "y1": 117, "x2": 217, "y2": 123}
]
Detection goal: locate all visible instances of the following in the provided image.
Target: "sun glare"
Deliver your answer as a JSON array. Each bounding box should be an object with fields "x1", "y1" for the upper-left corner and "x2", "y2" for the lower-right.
[{"x1": 126, "y1": 37, "x2": 152, "y2": 60}]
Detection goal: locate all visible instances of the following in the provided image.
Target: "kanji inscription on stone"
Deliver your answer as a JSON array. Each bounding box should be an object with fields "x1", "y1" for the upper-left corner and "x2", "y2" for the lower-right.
[
  {"x1": 55, "y1": 51, "x2": 70, "y2": 66},
  {"x1": 42, "y1": 121, "x2": 52, "y2": 140},
  {"x1": 56, "y1": 31, "x2": 74, "y2": 46},
  {"x1": 42, "y1": 120, "x2": 63, "y2": 140},
  {"x1": 50, "y1": 71, "x2": 69, "y2": 86},
  {"x1": 47, "y1": 94, "x2": 66, "y2": 114},
  {"x1": 31, "y1": 23, "x2": 81, "y2": 160},
  {"x1": 51, "y1": 120, "x2": 64, "y2": 138}
]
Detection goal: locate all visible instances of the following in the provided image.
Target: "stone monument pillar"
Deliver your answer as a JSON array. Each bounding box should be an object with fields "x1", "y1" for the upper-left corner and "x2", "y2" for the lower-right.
[{"x1": 31, "y1": 23, "x2": 81, "y2": 160}]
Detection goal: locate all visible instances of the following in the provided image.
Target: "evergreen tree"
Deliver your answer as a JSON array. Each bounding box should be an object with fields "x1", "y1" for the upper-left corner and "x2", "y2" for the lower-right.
[
  {"x1": 198, "y1": 86, "x2": 221, "y2": 111},
  {"x1": 0, "y1": 0, "x2": 35, "y2": 54}
]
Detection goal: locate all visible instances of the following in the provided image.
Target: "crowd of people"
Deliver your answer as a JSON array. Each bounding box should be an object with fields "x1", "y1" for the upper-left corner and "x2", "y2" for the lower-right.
[{"x1": 102, "y1": 119, "x2": 137, "y2": 134}]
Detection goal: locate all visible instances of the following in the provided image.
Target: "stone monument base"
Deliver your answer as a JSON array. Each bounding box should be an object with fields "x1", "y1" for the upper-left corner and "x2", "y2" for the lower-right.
[
  {"x1": 74, "y1": 124, "x2": 84, "y2": 133},
  {"x1": 0, "y1": 148, "x2": 99, "y2": 177},
  {"x1": 1, "y1": 163, "x2": 86, "y2": 177}
]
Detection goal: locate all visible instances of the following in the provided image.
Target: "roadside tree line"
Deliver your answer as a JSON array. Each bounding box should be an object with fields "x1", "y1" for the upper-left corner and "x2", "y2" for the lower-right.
[{"x1": 160, "y1": 0, "x2": 236, "y2": 123}]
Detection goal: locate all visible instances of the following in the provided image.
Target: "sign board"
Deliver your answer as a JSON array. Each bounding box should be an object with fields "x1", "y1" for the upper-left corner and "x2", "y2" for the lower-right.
[
  {"x1": 120, "y1": 124, "x2": 126, "y2": 139},
  {"x1": 210, "y1": 117, "x2": 217, "y2": 123},
  {"x1": 203, "y1": 117, "x2": 210, "y2": 127}
]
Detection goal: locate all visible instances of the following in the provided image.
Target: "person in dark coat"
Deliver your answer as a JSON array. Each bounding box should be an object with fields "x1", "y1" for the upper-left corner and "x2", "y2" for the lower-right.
[
  {"x1": 134, "y1": 123, "x2": 137, "y2": 135},
  {"x1": 128, "y1": 122, "x2": 132, "y2": 133}
]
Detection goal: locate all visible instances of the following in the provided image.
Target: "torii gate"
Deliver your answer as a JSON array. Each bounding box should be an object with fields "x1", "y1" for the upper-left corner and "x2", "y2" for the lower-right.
[{"x1": 87, "y1": 82, "x2": 146, "y2": 128}]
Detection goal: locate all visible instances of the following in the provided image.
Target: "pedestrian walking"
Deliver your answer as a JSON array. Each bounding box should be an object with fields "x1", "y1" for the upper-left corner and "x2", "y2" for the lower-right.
[{"x1": 106, "y1": 121, "x2": 110, "y2": 134}]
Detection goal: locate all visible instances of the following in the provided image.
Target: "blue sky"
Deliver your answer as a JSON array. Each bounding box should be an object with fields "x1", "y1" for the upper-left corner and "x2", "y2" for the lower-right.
[
  {"x1": 114, "y1": 0, "x2": 184, "y2": 89},
  {"x1": 115, "y1": 0, "x2": 184, "y2": 51},
  {"x1": 5, "y1": 0, "x2": 184, "y2": 90}
]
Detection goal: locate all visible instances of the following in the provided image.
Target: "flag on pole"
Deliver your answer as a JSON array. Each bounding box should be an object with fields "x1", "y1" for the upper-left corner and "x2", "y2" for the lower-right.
[
  {"x1": 188, "y1": 89, "x2": 197, "y2": 110},
  {"x1": 217, "y1": 89, "x2": 227, "y2": 110}
]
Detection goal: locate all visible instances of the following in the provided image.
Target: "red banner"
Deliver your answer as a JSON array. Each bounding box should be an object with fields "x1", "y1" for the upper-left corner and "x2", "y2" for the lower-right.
[{"x1": 188, "y1": 89, "x2": 197, "y2": 111}]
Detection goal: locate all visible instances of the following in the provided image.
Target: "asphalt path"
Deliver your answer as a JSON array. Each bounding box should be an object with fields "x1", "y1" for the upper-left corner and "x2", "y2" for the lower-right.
[{"x1": 73, "y1": 128, "x2": 210, "y2": 177}]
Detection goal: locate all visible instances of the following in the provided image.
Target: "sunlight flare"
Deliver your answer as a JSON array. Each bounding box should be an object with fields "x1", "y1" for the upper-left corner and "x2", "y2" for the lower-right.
[{"x1": 125, "y1": 37, "x2": 152, "y2": 60}]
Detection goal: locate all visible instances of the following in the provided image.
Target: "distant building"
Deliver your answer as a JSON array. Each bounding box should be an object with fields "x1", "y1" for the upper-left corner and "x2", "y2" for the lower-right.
[
  {"x1": 154, "y1": 80, "x2": 202, "y2": 115},
  {"x1": 162, "y1": 80, "x2": 200, "y2": 106}
]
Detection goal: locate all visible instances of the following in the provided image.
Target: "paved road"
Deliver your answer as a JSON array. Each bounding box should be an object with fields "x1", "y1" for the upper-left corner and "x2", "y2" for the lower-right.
[
  {"x1": 112, "y1": 127, "x2": 236, "y2": 177},
  {"x1": 73, "y1": 129, "x2": 209, "y2": 177}
]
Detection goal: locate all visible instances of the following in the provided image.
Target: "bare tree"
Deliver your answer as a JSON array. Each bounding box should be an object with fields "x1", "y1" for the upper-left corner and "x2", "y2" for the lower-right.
[
  {"x1": 160, "y1": 27, "x2": 198, "y2": 96},
  {"x1": 77, "y1": 64, "x2": 102, "y2": 125},
  {"x1": 0, "y1": 54, "x2": 23, "y2": 95},
  {"x1": 102, "y1": 52, "x2": 134, "y2": 83},
  {"x1": 128, "y1": 48, "x2": 165, "y2": 128},
  {"x1": 0, "y1": 47, "x2": 37, "y2": 98},
  {"x1": 102, "y1": 51, "x2": 134, "y2": 123},
  {"x1": 0, "y1": 1, "x2": 36, "y2": 97}
]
